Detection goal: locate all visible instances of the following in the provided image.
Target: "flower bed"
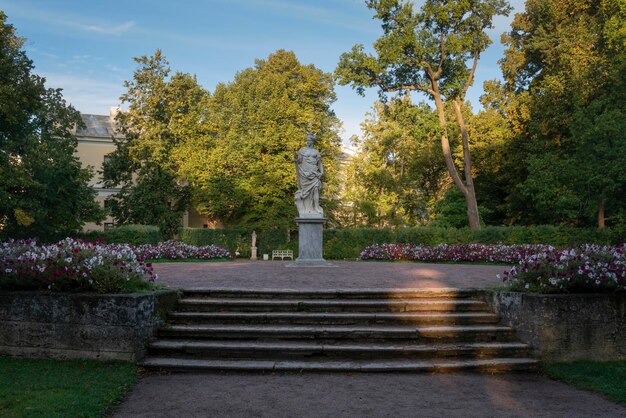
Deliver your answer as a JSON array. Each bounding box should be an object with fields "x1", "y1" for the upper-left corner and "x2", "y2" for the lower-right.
[
  {"x1": 359, "y1": 243, "x2": 555, "y2": 264},
  {"x1": 134, "y1": 240, "x2": 231, "y2": 260},
  {"x1": 502, "y1": 244, "x2": 626, "y2": 293},
  {"x1": 360, "y1": 242, "x2": 626, "y2": 293},
  {"x1": 0, "y1": 238, "x2": 156, "y2": 293}
]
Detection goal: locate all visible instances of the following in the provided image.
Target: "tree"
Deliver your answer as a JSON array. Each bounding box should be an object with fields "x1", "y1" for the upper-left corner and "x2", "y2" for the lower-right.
[
  {"x1": 103, "y1": 50, "x2": 205, "y2": 237},
  {"x1": 177, "y1": 50, "x2": 342, "y2": 230},
  {"x1": 0, "y1": 12, "x2": 104, "y2": 240},
  {"x1": 336, "y1": 0, "x2": 511, "y2": 230},
  {"x1": 341, "y1": 97, "x2": 445, "y2": 227},
  {"x1": 499, "y1": 0, "x2": 626, "y2": 227}
]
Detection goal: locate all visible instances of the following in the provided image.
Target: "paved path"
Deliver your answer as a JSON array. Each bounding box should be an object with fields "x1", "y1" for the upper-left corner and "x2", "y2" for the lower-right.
[
  {"x1": 153, "y1": 260, "x2": 507, "y2": 290},
  {"x1": 114, "y1": 372, "x2": 626, "y2": 417},
  {"x1": 115, "y1": 261, "x2": 626, "y2": 417}
]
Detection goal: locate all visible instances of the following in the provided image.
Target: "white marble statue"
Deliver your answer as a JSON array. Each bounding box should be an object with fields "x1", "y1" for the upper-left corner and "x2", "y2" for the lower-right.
[{"x1": 294, "y1": 133, "x2": 324, "y2": 217}]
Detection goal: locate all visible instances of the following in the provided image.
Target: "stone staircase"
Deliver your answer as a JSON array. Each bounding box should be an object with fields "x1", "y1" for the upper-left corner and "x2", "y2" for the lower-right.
[{"x1": 140, "y1": 289, "x2": 538, "y2": 373}]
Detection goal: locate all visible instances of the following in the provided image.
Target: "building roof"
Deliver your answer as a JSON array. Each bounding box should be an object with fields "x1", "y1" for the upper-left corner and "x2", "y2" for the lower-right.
[{"x1": 76, "y1": 113, "x2": 124, "y2": 139}]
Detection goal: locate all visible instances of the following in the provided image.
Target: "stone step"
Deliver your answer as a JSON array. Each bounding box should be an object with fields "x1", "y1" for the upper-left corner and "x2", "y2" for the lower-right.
[
  {"x1": 158, "y1": 324, "x2": 517, "y2": 343},
  {"x1": 176, "y1": 298, "x2": 491, "y2": 313},
  {"x1": 147, "y1": 339, "x2": 532, "y2": 360},
  {"x1": 182, "y1": 288, "x2": 483, "y2": 300},
  {"x1": 168, "y1": 311, "x2": 501, "y2": 326},
  {"x1": 140, "y1": 356, "x2": 539, "y2": 373}
]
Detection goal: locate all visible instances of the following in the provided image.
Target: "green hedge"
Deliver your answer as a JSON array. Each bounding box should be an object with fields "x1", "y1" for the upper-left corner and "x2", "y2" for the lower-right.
[
  {"x1": 79, "y1": 225, "x2": 623, "y2": 260},
  {"x1": 324, "y1": 226, "x2": 625, "y2": 259},
  {"x1": 78, "y1": 225, "x2": 160, "y2": 246},
  {"x1": 178, "y1": 227, "x2": 296, "y2": 257}
]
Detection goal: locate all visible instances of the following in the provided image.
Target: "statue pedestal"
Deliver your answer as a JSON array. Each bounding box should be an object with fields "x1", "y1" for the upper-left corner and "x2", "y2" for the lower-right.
[
  {"x1": 291, "y1": 217, "x2": 329, "y2": 266},
  {"x1": 250, "y1": 246, "x2": 257, "y2": 260}
]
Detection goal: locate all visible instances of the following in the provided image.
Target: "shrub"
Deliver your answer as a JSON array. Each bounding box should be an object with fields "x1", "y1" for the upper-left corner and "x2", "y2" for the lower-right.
[
  {"x1": 324, "y1": 228, "x2": 394, "y2": 260},
  {"x1": 177, "y1": 225, "x2": 624, "y2": 260},
  {"x1": 178, "y1": 228, "x2": 249, "y2": 256},
  {"x1": 79, "y1": 225, "x2": 160, "y2": 246},
  {"x1": 502, "y1": 244, "x2": 626, "y2": 293},
  {"x1": 135, "y1": 241, "x2": 230, "y2": 260},
  {"x1": 178, "y1": 227, "x2": 294, "y2": 257},
  {"x1": 0, "y1": 238, "x2": 156, "y2": 293},
  {"x1": 329, "y1": 226, "x2": 623, "y2": 259}
]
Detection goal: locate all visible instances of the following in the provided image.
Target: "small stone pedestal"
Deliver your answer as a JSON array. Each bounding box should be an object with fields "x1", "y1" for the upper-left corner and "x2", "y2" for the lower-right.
[
  {"x1": 250, "y1": 246, "x2": 257, "y2": 260},
  {"x1": 292, "y1": 217, "x2": 328, "y2": 266}
]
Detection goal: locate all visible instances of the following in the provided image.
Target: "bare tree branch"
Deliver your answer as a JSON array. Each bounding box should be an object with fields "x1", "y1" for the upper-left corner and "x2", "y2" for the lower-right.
[
  {"x1": 461, "y1": 51, "x2": 480, "y2": 100},
  {"x1": 435, "y1": 31, "x2": 445, "y2": 79}
]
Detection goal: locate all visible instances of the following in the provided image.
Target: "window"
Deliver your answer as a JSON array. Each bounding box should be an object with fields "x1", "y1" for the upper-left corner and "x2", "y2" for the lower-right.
[{"x1": 104, "y1": 222, "x2": 115, "y2": 231}]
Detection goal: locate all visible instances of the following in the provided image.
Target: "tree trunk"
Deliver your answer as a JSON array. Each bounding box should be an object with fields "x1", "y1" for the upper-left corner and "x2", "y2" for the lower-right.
[
  {"x1": 453, "y1": 100, "x2": 480, "y2": 230},
  {"x1": 432, "y1": 87, "x2": 467, "y2": 194},
  {"x1": 430, "y1": 88, "x2": 481, "y2": 230},
  {"x1": 598, "y1": 198, "x2": 606, "y2": 229}
]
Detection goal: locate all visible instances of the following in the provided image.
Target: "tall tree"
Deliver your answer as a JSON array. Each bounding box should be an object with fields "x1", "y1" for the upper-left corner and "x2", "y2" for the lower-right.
[
  {"x1": 335, "y1": 0, "x2": 511, "y2": 230},
  {"x1": 341, "y1": 97, "x2": 445, "y2": 227},
  {"x1": 499, "y1": 0, "x2": 626, "y2": 227},
  {"x1": 103, "y1": 50, "x2": 207, "y2": 237},
  {"x1": 0, "y1": 12, "x2": 104, "y2": 240},
  {"x1": 176, "y1": 50, "x2": 342, "y2": 230}
]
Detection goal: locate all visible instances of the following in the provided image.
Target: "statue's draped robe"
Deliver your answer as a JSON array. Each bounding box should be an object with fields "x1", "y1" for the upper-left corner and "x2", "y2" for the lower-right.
[{"x1": 295, "y1": 147, "x2": 322, "y2": 215}]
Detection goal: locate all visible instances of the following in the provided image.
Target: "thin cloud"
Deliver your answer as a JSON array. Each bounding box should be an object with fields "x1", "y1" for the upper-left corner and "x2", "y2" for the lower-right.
[
  {"x1": 40, "y1": 72, "x2": 124, "y2": 115},
  {"x1": 217, "y1": 0, "x2": 379, "y2": 35},
  {"x1": 3, "y1": 2, "x2": 136, "y2": 37},
  {"x1": 78, "y1": 20, "x2": 135, "y2": 36}
]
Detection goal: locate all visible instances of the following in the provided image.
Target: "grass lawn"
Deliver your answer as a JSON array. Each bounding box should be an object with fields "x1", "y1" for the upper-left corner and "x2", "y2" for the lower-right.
[
  {"x1": 544, "y1": 360, "x2": 626, "y2": 405},
  {"x1": 0, "y1": 357, "x2": 138, "y2": 417}
]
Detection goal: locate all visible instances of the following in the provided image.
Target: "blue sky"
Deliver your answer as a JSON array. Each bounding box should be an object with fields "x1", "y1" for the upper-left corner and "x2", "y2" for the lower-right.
[{"x1": 4, "y1": 0, "x2": 523, "y2": 147}]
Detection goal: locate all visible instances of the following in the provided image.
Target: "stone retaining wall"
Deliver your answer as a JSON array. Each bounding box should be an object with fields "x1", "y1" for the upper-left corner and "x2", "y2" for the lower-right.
[
  {"x1": 0, "y1": 290, "x2": 178, "y2": 361},
  {"x1": 487, "y1": 291, "x2": 626, "y2": 361}
]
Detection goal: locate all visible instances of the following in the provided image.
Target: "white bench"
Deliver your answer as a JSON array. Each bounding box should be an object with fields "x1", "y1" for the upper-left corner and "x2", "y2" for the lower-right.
[{"x1": 272, "y1": 249, "x2": 293, "y2": 260}]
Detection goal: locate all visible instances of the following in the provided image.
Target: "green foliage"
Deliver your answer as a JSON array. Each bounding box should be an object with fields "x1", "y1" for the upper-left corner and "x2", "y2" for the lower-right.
[
  {"x1": 177, "y1": 50, "x2": 342, "y2": 231},
  {"x1": 497, "y1": 0, "x2": 626, "y2": 227},
  {"x1": 0, "y1": 357, "x2": 138, "y2": 417},
  {"x1": 178, "y1": 225, "x2": 623, "y2": 260},
  {"x1": 324, "y1": 228, "x2": 395, "y2": 260},
  {"x1": 102, "y1": 50, "x2": 196, "y2": 238},
  {"x1": 340, "y1": 98, "x2": 446, "y2": 227},
  {"x1": 178, "y1": 227, "x2": 295, "y2": 257},
  {"x1": 79, "y1": 224, "x2": 160, "y2": 246},
  {"x1": 338, "y1": 225, "x2": 622, "y2": 258},
  {"x1": 431, "y1": 188, "x2": 494, "y2": 228},
  {"x1": 336, "y1": 0, "x2": 511, "y2": 230},
  {"x1": 545, "y1": 360, "x2": 626, "y2": 405},
  {"x1": 0, "y1": 12, "x2": 105, "y2": 240},
  {"x1": 104, "y1": 49, "x2": 342, "y2": 235},
  {"x1": 431, "y1": 188, "x2": 471, "y2": 228},
  {"x1": 178, "y1": 227, "x2": 250, "y2": 255},
  {"x1": 336, "y1": 0, "x2": 511, "y2": 99}
]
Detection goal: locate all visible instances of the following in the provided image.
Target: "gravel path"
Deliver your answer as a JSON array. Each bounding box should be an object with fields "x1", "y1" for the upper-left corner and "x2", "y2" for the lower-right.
[
  {"x1": 113, "y1": 372, "x2": 626, "y2": 418},
  {"x1": 153, "y1": 260, "x2": 508, "y2": 290}
]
